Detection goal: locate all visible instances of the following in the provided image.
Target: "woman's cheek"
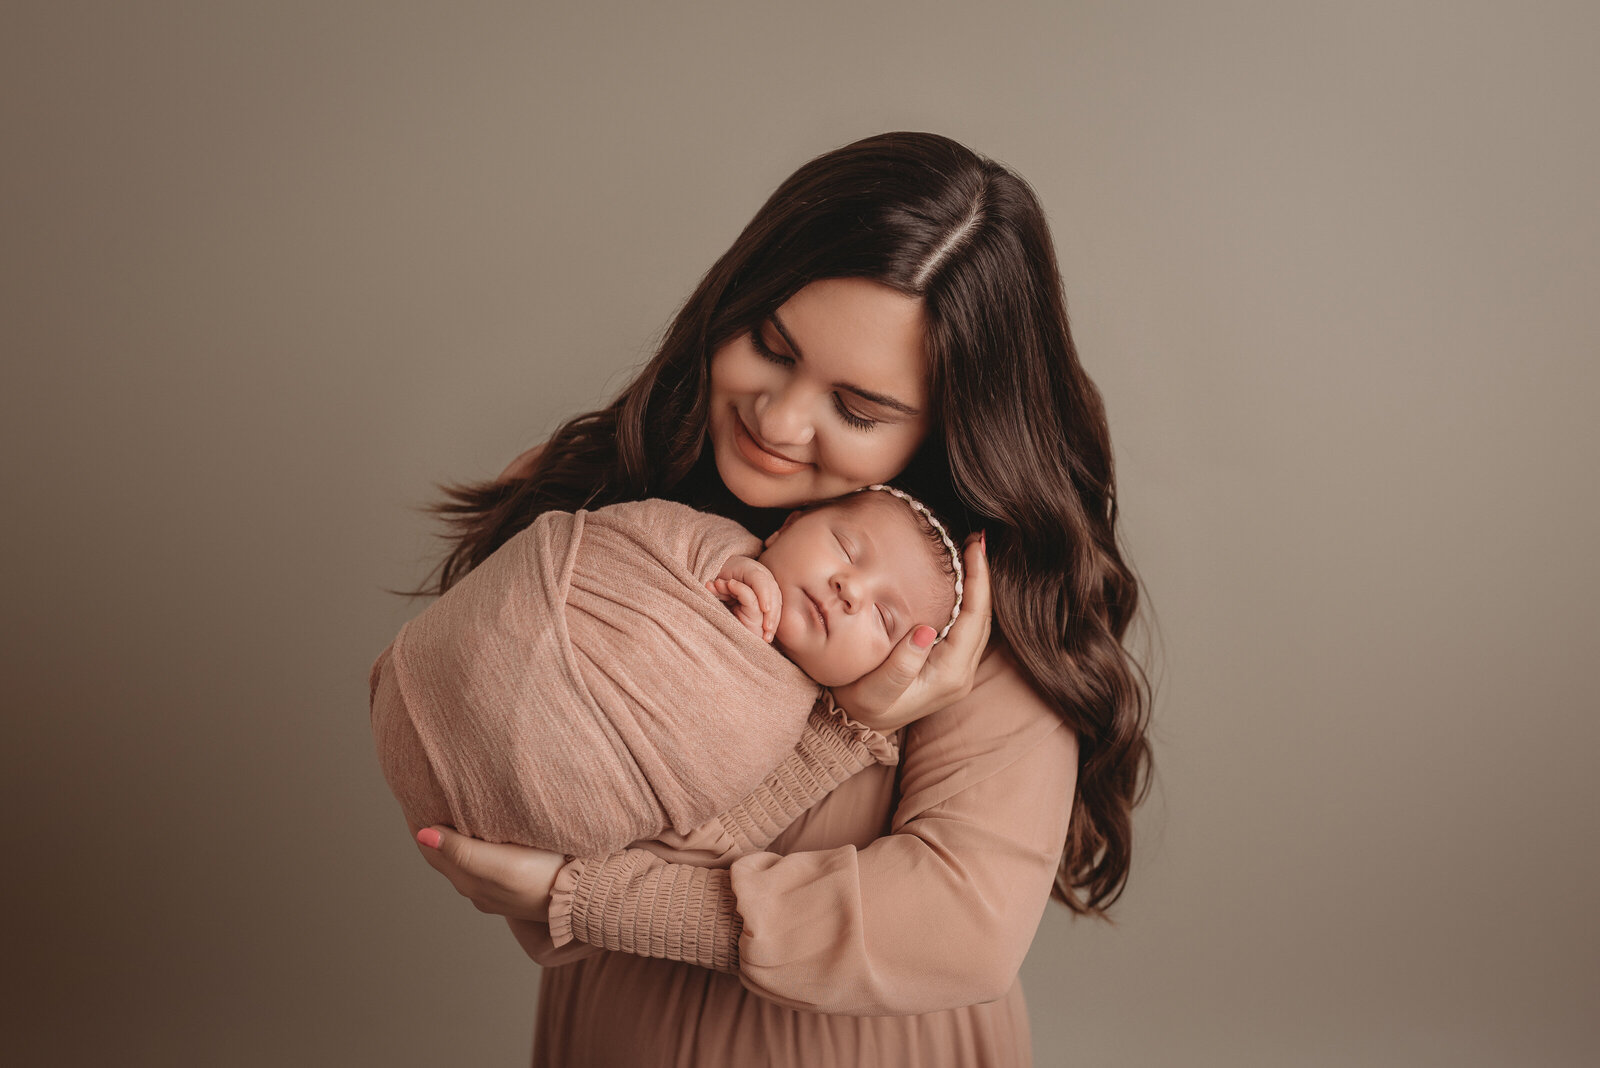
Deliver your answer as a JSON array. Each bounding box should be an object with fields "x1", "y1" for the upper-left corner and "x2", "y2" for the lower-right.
[
  {"x1": 822, "y1": 429, "x2": 920, "y2": 487},
  {"x1": 724, "y1": 341, "x2": 787, "y2": 392}
]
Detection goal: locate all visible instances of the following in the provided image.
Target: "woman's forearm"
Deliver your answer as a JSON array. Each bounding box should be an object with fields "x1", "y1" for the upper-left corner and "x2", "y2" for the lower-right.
[{"x1": 548, "y1": 664, "x2": 1078, "y2": 1015}]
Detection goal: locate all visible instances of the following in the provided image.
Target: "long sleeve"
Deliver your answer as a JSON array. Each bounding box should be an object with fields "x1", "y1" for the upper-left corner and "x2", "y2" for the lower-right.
[
  {"x1": 546, "y1": 643, "x2": 1078, "y2": 1016},
  {"x1": 544, "y1": 695, "x2": 897, "y2": 963},
  {"x1": 637, "y1": 692, "x2": 900, "y2": 864}
]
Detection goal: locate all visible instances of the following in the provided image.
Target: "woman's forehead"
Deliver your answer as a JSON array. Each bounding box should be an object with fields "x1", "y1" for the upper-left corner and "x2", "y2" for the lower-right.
[{"x1": 774, "y1": 278, "x2": 929, "y2": 403}]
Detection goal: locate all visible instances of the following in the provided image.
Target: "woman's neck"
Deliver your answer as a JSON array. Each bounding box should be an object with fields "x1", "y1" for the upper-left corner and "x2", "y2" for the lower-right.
[{"x1": 676, "y1": 448, "x2": 790, "y2": 537}]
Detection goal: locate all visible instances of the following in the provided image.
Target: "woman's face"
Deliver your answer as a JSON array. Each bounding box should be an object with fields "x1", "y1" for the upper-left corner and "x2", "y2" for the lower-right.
[{"x1": 707, "y1": 277, "x2": 931, "y2": 510}]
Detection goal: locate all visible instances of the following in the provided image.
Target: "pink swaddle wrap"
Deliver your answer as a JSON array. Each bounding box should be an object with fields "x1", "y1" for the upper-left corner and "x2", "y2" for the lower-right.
[{"x1": 370, "y1": 499, "x2": 822, "y2": 857}]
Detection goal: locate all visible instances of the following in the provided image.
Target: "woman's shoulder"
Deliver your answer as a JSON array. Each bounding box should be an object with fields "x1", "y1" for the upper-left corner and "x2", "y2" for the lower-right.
[
  {"x1": 970, "y1": 634, "x2": 1062, "y2": 724},
  {"x1": 496, "y1": 441, "x2": 546, "y2": 483}
]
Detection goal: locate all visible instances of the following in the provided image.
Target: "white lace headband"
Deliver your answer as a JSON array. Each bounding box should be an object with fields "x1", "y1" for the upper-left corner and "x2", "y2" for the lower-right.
[{"x1": 853, "y1": 483, "x2": 965, "y2": 641}]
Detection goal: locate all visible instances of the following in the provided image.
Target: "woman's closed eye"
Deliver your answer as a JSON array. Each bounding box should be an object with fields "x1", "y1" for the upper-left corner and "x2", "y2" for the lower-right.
[
  {"x1": 751, "y1": 327, "x2": 881, "y2": 431},
  {"x1": 750, "y1": 328, "x2": 794, "y2": 368},
  {"x1": 832, "y1": 397, "x2": 879, "y2": 431}
]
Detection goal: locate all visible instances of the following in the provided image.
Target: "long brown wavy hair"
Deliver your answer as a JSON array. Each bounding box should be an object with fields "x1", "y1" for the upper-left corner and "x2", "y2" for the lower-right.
[{"x1": 421, "y1": 132, "x2": 1152, "y2": 916}]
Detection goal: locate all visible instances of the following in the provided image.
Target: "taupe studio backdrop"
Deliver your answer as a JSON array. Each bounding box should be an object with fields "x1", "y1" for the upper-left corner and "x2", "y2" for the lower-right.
[{"x1": 3, "y1": 2, "x2": 1595, "y2": 1065}]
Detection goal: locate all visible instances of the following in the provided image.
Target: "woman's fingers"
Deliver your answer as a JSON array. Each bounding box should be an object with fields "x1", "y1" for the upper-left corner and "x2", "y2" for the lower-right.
[
  {"x1": 927, "y1": 532, "x2": 992, "y2": 687},
  {"x1": 827, "y1": 624, "x2": 935, "y2": 730},
  {"x1": 415, "y1": 825, "x2": 479, "y2": 894},
  {"x1": 960, "y1": 531, "x2": 991, "y2": 623},
  {"x1": 879, "y1": 625, "x2": 939, "y2": 692},
  {"x1": 414, "y1": 825, "x2": 563, "y2": 922},
  {"x1": 829, "y1": 531, "x2": 990, "y2": 732}
]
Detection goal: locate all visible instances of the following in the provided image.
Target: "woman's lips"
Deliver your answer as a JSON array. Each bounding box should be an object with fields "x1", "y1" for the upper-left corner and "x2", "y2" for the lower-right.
[{"x1": 732, "y1": 413, "x2": 810, "y2": 475}]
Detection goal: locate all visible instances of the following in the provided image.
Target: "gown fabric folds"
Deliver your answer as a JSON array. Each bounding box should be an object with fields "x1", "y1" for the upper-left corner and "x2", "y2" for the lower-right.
[{"x1": 527, "y1": 639, "x2": 1079, "y2": 1067}]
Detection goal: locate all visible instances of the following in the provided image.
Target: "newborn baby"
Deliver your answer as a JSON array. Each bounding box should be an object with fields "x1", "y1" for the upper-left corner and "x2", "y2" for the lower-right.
[
  {"x1": 709, "y1": 485, "x2": 964, "y2": 686},
  {"x1": 370, "y1": 485, "x2": 962, "y2": 858}
]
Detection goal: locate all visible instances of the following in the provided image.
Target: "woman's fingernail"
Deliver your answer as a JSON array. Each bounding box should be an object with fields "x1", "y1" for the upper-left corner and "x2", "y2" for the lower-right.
[
  {"x1": 416, "y1": 828, "x2": 442, "y2": 849},
  {"x1": 979, "y1": 530, "x2": 987, "y2": 552},
  {"x1": 912, "y1": 625, "x2": 937, "y2": 648}
]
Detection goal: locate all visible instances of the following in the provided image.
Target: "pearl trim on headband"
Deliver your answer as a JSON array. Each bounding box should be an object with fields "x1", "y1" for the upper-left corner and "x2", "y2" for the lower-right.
[{"x1": 854, "y1": 483, "x2": 965, "y2": 641}]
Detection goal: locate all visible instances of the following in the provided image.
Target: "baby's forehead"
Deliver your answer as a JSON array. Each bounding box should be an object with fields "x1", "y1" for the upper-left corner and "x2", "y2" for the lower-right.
[
  {"x1": 830, "y1": 493, "x2": 955, "y2": 608},
  {"x1": 825, "y1": 489, "x2": 924, "y2": 537}
]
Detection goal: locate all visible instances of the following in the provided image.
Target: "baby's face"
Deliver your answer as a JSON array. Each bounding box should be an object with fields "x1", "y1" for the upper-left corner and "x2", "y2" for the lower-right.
[{"x1": 758, "y1": 492, "x2": 956, "y2": 687}]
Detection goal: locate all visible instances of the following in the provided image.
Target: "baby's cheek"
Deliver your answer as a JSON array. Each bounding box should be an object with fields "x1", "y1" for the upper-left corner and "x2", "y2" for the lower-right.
[
  {"x1": 772, "y1": 614, "x2": 801, "y2": 657},
  {"x1": 854, "y1": 636, "x2": 893, "y2": 682}
]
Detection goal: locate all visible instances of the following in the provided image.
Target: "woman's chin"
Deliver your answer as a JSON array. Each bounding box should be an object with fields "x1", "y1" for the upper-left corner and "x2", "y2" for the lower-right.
[
  {"x1": 710, "y1": 437, "x2": 811, "y2": 508},
  {"x1": 721, "y1": 464, "x2": 810, "y2": 510}
]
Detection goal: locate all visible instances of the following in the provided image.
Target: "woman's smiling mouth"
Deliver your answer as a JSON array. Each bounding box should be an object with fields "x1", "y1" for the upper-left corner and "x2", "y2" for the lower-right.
[{"x1": 732, "y1": 412, "x2": 810, "y2": 475}]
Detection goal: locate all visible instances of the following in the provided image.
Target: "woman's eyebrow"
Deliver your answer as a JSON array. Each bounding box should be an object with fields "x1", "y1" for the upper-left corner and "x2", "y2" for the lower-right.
[{"x1": 770, "y1": 312, "x2": 923, "y2": 417}]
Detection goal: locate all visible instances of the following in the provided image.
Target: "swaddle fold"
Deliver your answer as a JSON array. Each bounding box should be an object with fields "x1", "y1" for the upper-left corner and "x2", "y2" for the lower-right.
[{"x1": 371, "y1": 499, "x2": 821, "y2": 857}]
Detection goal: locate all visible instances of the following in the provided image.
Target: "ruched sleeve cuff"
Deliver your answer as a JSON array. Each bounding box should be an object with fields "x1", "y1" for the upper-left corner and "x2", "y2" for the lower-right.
[
  {"x1": 544, "y1": 855, "x2": 588, "y2": 950},
  {"x1": 718, "y1": 693, "x2": 899, "y2": 854},
  {"x1": 544, "y1": 696, "x2": 895, "y2": 972},
  {"x1": 548, "y1": 849, "x2": 743, "y2": 973}
]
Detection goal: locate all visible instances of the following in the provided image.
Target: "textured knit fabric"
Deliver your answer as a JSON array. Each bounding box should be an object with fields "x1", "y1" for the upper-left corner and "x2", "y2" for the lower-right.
[
  {"x1": 370, "y1": 499, "x2": 821, "y2": 857},
  {"x1": 543, "y1": 695, "x2": 899, "y2": 965},
  {"x1": 527, "y1": 639, "x2": 1079, "y2": 1067}
]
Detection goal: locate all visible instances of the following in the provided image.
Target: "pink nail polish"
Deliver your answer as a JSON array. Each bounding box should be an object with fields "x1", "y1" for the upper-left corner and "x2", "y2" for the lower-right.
[
  {"x1": 416, "y1": 827, "x2": 442, "y2": 849},
  {"x1": 912, "y1": 625, "x2": 936, "y2": 648}
]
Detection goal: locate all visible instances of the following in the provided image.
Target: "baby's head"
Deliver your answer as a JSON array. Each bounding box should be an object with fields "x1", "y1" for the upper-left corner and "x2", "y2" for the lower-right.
[{"x1": 758, "y1": 485, "x2": 964, "y2": 687}]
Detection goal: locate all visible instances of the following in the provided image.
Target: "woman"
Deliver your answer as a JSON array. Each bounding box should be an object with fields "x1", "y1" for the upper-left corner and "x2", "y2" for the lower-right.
[{"x1": 408, "y1": 131, "x2": 1151, "y2": 1066}]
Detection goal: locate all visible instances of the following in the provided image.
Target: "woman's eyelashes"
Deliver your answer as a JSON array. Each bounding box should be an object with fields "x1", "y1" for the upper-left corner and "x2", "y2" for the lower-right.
[
  {"x1": 749, "y1": 327, "x2": 880, "y2": 431},
  {"x1": 750, "y1": 328, "x2": 794, "y2": 367},
  {"x1": 832, "y1": 397, "x2": 879, "y2": 430}
]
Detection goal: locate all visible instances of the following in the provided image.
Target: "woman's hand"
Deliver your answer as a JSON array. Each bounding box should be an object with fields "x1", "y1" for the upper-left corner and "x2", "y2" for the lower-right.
[
  {"x1": 414, "y1": 826, "x2": 567, "y2": 923},
  {"x1": 828, "y1": 531, "x2": 991, "y2": 733}
]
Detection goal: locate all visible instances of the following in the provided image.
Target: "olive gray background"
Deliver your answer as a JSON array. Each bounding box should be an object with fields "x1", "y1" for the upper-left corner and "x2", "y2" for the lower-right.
[{"x1": 4, "y1": 2, "x2": 1596, "y2": 1065}]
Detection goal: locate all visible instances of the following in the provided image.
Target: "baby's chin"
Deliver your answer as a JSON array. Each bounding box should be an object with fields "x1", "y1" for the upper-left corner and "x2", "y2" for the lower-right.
[{"x1": 773, "y1": 630, "x2": 854, "y2": 688}]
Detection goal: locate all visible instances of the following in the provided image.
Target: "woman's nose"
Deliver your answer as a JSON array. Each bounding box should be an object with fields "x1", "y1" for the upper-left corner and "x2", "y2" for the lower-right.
[{"x1": 754, "y1": 383, "x2": 815, "y2": 447}]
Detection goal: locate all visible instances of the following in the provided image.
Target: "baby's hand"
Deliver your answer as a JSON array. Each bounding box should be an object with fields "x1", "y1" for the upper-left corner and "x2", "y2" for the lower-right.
[{"x1": 706, "y1": 556, "x2": 781, "y2": 643}]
